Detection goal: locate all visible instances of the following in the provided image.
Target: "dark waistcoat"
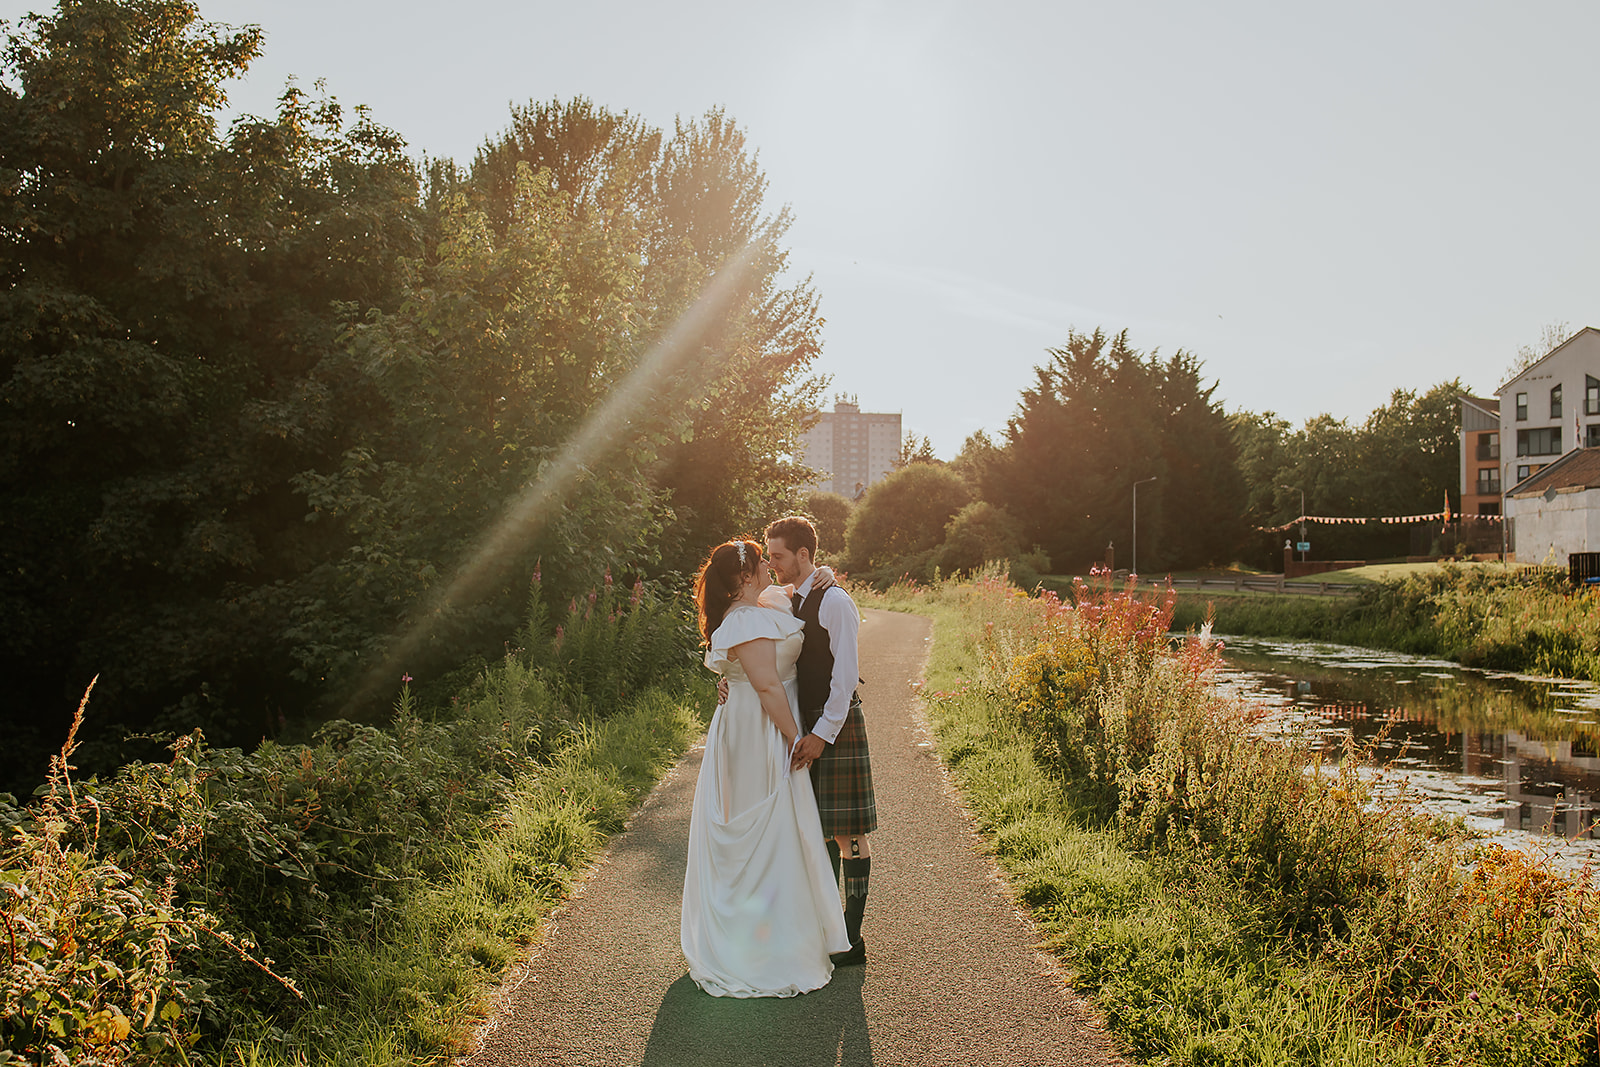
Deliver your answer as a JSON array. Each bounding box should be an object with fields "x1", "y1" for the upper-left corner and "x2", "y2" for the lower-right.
[{"x1": 794, "y1": 587, "x2": 859, "y2": 714}]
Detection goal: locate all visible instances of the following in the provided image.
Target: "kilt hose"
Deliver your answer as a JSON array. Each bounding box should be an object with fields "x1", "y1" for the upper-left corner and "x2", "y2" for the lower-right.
[{"x1": 802, "y1": 694, "x2": 877, "y2": 838}]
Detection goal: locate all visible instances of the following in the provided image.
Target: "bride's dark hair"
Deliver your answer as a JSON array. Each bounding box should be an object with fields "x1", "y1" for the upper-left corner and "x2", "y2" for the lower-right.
[{"x1": 694, "y1": 539, "x2": 762, "y2": 644}]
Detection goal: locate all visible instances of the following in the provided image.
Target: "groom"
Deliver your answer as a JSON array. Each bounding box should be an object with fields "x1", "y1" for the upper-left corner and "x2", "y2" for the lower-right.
[{"x1": 765, "y1": 515, "x2": 876, "y2": 967}]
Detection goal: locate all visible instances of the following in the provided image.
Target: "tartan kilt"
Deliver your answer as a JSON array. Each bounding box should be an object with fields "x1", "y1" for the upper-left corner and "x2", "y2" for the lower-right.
[{"x1": 804, "y1": 694, "x2": 877, "y2": 838}]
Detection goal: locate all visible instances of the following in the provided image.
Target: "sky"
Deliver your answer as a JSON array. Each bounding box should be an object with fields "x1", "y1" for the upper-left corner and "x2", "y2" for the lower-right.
[{"x1": 5, "y1": 0, "x2": 1598, "y2": 458}]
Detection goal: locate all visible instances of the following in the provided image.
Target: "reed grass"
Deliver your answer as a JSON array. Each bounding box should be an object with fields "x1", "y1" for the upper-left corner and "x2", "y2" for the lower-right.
[{"x1": 1170, "y1": 562, "x2": 1600, "y2": 681}]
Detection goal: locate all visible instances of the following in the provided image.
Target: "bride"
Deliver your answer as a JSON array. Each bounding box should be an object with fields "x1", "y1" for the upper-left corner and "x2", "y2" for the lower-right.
[{"x1": 680, "y1": 539, "x2": 851, "y2": 997}]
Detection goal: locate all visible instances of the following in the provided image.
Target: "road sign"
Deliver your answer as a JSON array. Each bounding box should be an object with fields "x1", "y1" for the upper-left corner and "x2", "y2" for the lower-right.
[{"x1": 1296, "y1": 541, "x2": 1311, "y2": 552}]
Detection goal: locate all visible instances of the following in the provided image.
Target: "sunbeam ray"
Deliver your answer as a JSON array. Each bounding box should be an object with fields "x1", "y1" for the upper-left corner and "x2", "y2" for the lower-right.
[{"x1": 341, "y1": 244, "x2": 762, "y2": 716}]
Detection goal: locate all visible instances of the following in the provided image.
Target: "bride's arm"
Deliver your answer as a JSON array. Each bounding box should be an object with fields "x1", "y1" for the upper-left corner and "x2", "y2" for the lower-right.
[{"x1": 730, "y1": 638, "x2": 799, "y2": 746}]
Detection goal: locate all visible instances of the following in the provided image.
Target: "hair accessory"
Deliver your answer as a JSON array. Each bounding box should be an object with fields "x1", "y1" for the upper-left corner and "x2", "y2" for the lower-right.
[{"x1": 736, "y1": 542, "x2": 747, "y2": 565}]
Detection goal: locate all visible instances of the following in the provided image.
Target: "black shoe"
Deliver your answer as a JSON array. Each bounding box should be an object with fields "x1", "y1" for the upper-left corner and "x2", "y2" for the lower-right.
[{"x1": 830, "y1": 937, "x2": 867, "y2": 967}]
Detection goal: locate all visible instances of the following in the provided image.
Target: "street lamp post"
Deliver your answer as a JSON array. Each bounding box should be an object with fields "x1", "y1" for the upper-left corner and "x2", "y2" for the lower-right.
[
  {"x1": 1133, "y1": 476, "x2": 1158, "y2": 579},
  {"x1": 1502, "y1": 460, "x2": 1510, "y2": 564},
  {"x1": 1279, "y1": 484, "x2": 1306, "y2": 562}
]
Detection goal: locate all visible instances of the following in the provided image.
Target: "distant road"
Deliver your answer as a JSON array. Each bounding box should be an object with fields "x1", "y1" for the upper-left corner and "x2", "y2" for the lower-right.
[{"x1": 462, "y1": 608, "x2": 1125, "y2": 1067}]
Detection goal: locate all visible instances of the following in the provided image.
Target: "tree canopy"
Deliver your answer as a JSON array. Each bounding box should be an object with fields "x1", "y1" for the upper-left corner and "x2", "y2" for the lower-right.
[
  {"x1": 1231, "y1": 380, "x2": 1467, "y2": 562},
  {"x1": 843, "y1": 464, "x2": 971, "y2": 580},
  {"x1": 0, "y1": 1, "x2": 823, "y2": 790},
  {"x1": 981, "y1": 329, "x2": 1247, "y2": 573}
]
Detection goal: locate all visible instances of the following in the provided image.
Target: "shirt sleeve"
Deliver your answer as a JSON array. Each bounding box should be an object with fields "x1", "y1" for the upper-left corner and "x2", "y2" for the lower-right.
[{"x1": 810, "y1": 586, "x2": 860, "y2": 745}]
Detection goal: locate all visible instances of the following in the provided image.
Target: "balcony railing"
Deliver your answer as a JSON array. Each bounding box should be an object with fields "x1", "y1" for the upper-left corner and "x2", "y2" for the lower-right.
[{"x1": 1476, "y1": 479, "x2": 1502, "y2": 496}]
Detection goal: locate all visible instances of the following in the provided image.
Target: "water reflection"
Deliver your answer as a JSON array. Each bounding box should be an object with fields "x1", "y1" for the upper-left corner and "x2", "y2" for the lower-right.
[{"x1": 1206, "y1": 636, "x2": 1600, "y2": 863}]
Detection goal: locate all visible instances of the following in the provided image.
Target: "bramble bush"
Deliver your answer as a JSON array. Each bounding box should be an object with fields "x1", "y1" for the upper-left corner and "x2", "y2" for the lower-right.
[{"x1": 0, "y1": 685, "x2": 295, "y2": 1065}]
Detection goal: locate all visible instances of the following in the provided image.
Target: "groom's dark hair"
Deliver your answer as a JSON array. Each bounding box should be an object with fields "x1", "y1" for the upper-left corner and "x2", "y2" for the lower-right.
[{"x1": 765, "y1": 516, "x2": 817, "y2": 560}]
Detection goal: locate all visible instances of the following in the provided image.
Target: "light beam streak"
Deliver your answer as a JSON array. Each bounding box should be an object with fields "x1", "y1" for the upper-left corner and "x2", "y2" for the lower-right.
[{"x1": 340, "y1": 244, "x2": 761, "y2": 717}]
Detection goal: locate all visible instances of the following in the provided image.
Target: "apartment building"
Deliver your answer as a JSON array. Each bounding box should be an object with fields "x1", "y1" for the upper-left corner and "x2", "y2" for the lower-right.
[
  {"x1": 1461, "y1": 326, "x2": 1600, "y2": 517},
  {"x1": 1459, "y1": 395, "x2": 1502, "y2": 515},
  {"x1": 798, "y1": 398, "x2": 901, "y2": 498},
  {"x1": 1501, "y1": 327, "x2": 1600, "y2": 485}
]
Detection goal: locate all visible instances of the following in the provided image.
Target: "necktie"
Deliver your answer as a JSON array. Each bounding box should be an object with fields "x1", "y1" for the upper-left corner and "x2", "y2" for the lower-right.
[{"x1": 791, "y1": 591, "x2": 804, "y2": 614}]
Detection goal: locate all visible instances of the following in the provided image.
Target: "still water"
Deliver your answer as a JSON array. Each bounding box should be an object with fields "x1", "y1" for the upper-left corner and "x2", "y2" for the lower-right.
[{"x1": 1208, "y1": 635, "x2": 1600, "y2": 869}]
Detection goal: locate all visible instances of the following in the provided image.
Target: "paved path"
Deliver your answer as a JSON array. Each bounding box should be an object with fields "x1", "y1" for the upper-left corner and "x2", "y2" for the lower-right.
[{"x1": 463, "y1": 609, "x2": 1124, "y2": 1067}]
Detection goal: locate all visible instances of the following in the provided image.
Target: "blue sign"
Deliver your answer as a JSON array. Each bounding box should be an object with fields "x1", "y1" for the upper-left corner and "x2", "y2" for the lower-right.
[{"x1": 1296, "y1": 541, "x2": 1311, "y2": 552}]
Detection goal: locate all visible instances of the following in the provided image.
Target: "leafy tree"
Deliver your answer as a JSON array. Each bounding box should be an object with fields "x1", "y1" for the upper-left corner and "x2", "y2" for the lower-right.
[
  {"x1": 985, "y1": 329, "x2": 1246, "y2": 573},
  {"x1": 894, "y1": 431, "x2": 938, "y2": 468},
  {"x1": 469, "y1": 102, "x2": 826, "y2": 575},
  {"x1": 1230, "y1": 410, "x2": 1294, "y2": 529},
  {"x1": 803, "y1": 490, "x2": 852, "y2": 560},
  {"x1": 844, "y1": 464, "x2": 970, "y2": 578},
  {"x1": 938, "y1": 501, "x2": 1026, "y2": 574},
  {"x1": 949, "y1": 429, "x2": 1004, "y2": 494},
  {"x1": 0, "y1": 0, "x2": 421, "y2": 784},
  {"x1": 0, "y1": 4, "x2": 822, "y2": 793},
  {"x1": 1231, "y1": 379, "x2": 1467, "y2": 565}
]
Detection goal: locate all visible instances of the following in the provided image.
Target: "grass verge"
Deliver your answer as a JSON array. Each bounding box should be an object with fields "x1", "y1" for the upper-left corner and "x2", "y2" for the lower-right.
[
  {"x1": 229, "y1": 687, "x2": 709, "y2": 1065},
  {"x1": 1167, "y1": 561, "x2": 1600, "y2": 681}
]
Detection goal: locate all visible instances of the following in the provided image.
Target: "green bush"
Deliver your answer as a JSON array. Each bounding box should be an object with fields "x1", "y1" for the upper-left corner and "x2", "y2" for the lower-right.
[
  {"x1": 2, "y1": 573, "x2": 705, "y2": 1063},
  {"x1": 803, "y1": 491, "x2": 853, "y2": 561},
  {"x1": 938, "y1": 501, "x2": 1024, "y2": 574},
  {"x1": 844, "y1": 464, "x2": 971, "y2": 574}
]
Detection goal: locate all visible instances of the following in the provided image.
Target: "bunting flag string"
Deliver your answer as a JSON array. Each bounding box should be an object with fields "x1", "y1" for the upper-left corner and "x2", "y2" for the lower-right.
[{"x1": 1257, "y1": 512, "x2": 1501, "y2": 533}]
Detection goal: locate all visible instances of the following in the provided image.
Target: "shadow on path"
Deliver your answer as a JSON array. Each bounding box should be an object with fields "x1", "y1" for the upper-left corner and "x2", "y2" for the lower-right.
[{"x1": 641, "y1": 971, "x2": 873, "y2": 1067}]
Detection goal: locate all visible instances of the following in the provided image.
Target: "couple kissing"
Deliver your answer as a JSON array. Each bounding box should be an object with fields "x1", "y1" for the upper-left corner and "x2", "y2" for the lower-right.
[{"x1": 680, "y1": 515, "x2": 877, "y2": 998}]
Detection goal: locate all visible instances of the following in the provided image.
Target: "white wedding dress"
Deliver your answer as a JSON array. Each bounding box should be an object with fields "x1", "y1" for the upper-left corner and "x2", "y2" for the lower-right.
[{"x1": 680, "y1": 586, "x2": 851, "y2": 997}]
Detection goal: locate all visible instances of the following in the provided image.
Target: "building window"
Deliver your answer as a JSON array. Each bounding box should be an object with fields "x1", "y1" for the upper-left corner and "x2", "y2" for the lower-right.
[
  {"x1": 1588, "y1": 376, "x2": 1600, "y2": 416},
  {"x1": 1551, "y1": 384, "x2": 1563, "y2": 419},
  {"x1": 1517, "y1": 465, "x2": 1531, "y2": 481},
  {"x1": 1516, "y1": 392, "x2": 1528, "y2": 420},
  {"x1": 1475, "y1": 468, "x2": 1500, "y2": 495},
  {"x1": 1517, "y1": 427, "x2": 1561, "y2": 456},
  {"x1": 1478, "y1": 502, "x2": 1500, "y2": 516},
  {"x1": 1475, "y1": 432, "x2": 1499, "y2": 461},
  {"x1": 1589, "y1": 424, "x2": 1600, "y2": 449}
]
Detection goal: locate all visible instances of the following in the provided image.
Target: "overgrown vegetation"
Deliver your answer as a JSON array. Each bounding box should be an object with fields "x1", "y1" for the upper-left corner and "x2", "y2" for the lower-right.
[
  {"x1": 0, "y1": 0, "x2": 821, "y2": 794},
  {"x1": 1171, "y1": 562, "x2": 1600, "y2": 681},
  {"x1": 869, "y1": 572, "x2": 1600, "y2": 1065},
  {"x1": 1, "y1": 575, "x2": 707, "y2": 1066}
]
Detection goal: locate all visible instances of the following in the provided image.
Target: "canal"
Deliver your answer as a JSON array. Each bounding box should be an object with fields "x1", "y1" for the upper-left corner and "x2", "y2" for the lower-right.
[{"x1": 1208, "y1": 635, "x2": 1600, "y2": 868}]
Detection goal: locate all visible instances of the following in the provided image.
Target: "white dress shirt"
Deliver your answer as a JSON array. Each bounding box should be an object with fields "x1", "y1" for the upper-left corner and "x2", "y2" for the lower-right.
[{"x1": 792, "y1": 569, "x2": 861, "y2": 746}]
